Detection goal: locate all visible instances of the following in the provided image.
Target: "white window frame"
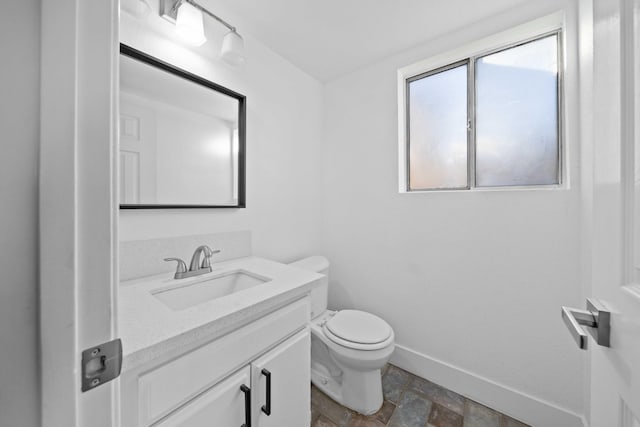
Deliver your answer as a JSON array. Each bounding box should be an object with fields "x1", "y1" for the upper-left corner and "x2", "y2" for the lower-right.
[{"x1": 397, "y1": 12, "x2": 566, "y2": 193}]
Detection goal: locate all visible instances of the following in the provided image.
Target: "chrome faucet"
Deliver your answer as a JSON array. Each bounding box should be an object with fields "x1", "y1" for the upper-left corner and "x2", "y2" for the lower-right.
[
  {"x1": 164, "y1": 245, "x2": 221, "y2": 279},
  {"x1": 189, "y1": 245, "x2": 218, "y2": 272}
]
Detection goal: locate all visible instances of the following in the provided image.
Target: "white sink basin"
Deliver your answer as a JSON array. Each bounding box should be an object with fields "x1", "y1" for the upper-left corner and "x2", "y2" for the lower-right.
[{"x1": 152, "y1": 270, "x2": 270, "y2": 311}]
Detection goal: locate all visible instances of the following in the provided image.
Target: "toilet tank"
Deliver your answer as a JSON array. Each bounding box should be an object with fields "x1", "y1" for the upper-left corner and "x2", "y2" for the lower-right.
[{"x1": 289, "y1": 256, "x2": 329, "y2": 319}]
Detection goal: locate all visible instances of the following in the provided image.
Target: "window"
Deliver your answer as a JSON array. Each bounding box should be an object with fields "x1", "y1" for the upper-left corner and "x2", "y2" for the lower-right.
[{"x1": 403, "y1": 31, "x2": 562, "y2": 191}]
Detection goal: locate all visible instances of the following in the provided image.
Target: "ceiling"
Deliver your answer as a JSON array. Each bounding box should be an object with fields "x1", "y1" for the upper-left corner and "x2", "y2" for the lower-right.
[{"x1": 207, "y1": 0, "x2": 539, "y2": 82}]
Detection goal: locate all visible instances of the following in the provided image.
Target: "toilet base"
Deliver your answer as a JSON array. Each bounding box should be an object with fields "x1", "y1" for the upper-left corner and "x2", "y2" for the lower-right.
[
  {"x1": 309, "y1": 310, "x2": 393, "y2": 415},
  {"x1": 311, "y1": 364, "x2": 384, "y2": 416},
  {"x1": 311, "y1": 367, "x2": 343, "y2": 404}
]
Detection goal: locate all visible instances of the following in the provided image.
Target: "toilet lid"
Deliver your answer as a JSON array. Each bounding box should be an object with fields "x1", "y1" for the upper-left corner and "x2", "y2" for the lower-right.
[{"x1": 325, "y1": 310, "x2": 392, "y2": 345}]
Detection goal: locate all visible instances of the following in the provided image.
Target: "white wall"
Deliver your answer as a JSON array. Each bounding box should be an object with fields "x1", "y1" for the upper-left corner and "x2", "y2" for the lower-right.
[
  {"x1": 322, "y1": 1, "x2": 585, "y2": 425},
  {"x1": 0, "y1": 1, "x2": 40, "y2": 426},
  {"x1": 119, "y1": 6, "x2": 325, "y2": 262}
]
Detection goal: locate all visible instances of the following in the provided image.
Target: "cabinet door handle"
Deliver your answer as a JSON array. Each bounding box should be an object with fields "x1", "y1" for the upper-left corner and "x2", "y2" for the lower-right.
[
  {"x1": 261, "y1": 369, "x2": 271, "y2": 416},
  {"x1": 240, "y1": 384, "x2": 251, "y2": 427}
]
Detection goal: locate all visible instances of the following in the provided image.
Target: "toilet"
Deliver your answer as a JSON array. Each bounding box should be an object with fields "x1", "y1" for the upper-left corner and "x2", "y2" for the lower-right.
[{"x1": 289, "y1": 256, "x2": 395, "y2": 415}]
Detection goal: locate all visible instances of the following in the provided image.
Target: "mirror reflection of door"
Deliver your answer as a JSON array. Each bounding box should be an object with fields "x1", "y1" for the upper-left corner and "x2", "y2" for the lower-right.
[{"x1": 119, "y1": 98, "x2": 157, "y2": 204}]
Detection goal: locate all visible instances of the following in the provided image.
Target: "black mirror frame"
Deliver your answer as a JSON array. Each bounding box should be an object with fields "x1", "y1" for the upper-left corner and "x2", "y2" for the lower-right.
[{"x1": 119, "y1": 43, "x2": 246, "y2": 209}]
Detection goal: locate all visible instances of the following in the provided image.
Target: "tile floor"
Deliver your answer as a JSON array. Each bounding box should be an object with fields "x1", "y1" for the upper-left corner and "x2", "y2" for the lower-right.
[{"x1": 310, "y1": 364, "x2": 530, "y2": 427}]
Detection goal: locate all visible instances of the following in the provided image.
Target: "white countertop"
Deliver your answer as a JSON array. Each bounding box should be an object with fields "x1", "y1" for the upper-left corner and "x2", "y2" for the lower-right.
[{"x1": 118, "y1": 256, "x2": 323, "y2": 371}]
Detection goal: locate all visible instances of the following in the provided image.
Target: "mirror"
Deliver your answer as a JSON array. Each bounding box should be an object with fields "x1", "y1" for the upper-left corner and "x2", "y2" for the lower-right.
[{"x1": 119, "y1": 44, "x2": 245, "y2": 208}]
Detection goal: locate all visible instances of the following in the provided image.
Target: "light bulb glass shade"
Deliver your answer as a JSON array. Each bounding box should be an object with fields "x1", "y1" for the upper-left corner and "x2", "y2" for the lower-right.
[
  {"x1": 220, "y1": 31, "x2": 246, "y2": 65},
  {"x1": 175, "y1": 2, "x2": 207, "y2": 46}
]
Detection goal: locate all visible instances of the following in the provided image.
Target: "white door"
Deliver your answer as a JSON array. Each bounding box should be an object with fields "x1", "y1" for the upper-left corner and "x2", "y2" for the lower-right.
[
  {"x1": 579, "y1": 0, "x2": 640, "y2": 425},
  {"x1": 251, "y1": 330, "x2": 311, "y2": 427},
  {"x1": 40, "y1": 0, "x2": 119, "y2": 427}
]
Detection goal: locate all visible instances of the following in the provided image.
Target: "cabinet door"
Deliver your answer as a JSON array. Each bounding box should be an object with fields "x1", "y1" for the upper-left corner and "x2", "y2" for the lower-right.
[
  {"x1": 251, "y1": 330, "x2": 310, "y2": 427},
  {"x1": 156, "y1": 366, "x2": 251, "y2": 427}
]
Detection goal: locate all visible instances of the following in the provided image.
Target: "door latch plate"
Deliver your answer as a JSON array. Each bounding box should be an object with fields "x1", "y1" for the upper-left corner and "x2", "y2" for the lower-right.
[{"x1": 81, "y1": 338, "x2": 123, "y2": 392}]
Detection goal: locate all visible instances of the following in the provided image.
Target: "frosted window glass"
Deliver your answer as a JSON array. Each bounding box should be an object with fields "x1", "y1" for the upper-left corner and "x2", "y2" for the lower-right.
[
  {"x1": 408, "y1": 63, "x2": 468, "y2": 190},
  {"x1": 475, "y1": 35, "x2": 559, "y2": 187}
]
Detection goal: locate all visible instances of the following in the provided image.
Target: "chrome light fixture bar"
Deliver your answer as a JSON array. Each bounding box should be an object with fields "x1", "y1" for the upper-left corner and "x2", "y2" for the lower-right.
[{"x1": 160, "y1": 0, "x2": 246, "y2": 65}]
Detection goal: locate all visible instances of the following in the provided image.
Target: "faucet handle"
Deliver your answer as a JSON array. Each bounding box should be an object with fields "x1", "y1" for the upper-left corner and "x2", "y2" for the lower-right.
[
  {"x1": 164, "y1": 257, "x2": 187, "y2": 278},
  {"x1": 201, "y1": 247, "x2": 221, "y2": 268}
]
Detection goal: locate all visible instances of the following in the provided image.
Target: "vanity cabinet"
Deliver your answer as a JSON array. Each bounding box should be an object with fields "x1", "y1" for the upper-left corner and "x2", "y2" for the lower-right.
[
  {"x1": 156, "y1": 331, "x2": 309, "y2": 427},
  {"x1": 251, "y1": 331, "x2": 310, "y2": 427},
  {"x1": 120, "y1": 297, "x2": 311, "y2": 427},
  {"x1": 155, "y1": 366, "x2": 251, "y2": 427}
]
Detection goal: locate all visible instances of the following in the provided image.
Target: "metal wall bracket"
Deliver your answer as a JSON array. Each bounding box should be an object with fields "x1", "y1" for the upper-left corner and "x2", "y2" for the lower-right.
[
  {"x1": 561, "y1": 298, "x2": 610, "y2": 350},
  {"x1": 160, "y1": 0, "x2": 180, "y2": 23},
  {"x1": 81, "y1": 338, "x2": 123, "y2": 392}
]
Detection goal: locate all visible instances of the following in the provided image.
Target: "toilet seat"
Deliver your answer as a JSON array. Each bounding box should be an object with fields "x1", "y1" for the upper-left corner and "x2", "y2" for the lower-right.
[{"x1": 322, "y1": 310, "x2": 394, "y2": 351}]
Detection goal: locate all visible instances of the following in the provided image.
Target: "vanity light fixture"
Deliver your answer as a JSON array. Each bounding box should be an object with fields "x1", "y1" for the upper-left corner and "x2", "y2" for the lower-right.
[
  {"x1": 161, "y1": 0, "x2": 246, "y2": 65},
  {"x1": 175, "y1": 1, "x2": 207, "y2": 46}
]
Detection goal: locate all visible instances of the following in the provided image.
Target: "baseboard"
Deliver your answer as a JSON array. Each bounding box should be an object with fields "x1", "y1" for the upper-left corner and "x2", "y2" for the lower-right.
[{"x1": 390, "y1": 344, "x2": 584, "y2": 427}]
